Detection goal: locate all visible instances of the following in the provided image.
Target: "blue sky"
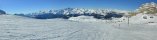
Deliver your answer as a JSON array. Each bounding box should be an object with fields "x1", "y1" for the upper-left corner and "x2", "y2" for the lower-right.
[{"x1": 0, "y1": 0, "x2": 157, "y2": 14}]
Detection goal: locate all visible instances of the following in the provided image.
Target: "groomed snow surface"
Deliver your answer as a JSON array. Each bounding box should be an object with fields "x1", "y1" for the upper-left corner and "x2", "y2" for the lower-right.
[{"x1": 0, "y1": 15, "x2": 157, "y2": 40}]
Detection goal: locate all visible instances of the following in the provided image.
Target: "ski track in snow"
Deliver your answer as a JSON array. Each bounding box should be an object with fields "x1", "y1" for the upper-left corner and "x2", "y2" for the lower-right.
[{"x1": 0, "y1": 15, "x2": 157, "y2": 40}]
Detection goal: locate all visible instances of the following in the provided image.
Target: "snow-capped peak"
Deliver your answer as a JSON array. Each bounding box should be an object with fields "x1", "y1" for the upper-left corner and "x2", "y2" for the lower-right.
[
  {"x1": 16, "y1": 8, "x2": 129, "y2": 19},
  {"x1": 50, "y1": 8, "x2": 129, "y2": 15}
]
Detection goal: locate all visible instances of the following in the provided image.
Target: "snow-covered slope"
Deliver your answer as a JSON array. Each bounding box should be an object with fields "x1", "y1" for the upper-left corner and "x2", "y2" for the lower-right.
[
  {"x1": 0, "y1": 15, "x2": 157, "y2": 40},
  {"x1": 127, "y1": 13, "x2": 157, "y2": 25},
  {"x1": 68, "y1": 16, "x2": 99, "y2": 22}
]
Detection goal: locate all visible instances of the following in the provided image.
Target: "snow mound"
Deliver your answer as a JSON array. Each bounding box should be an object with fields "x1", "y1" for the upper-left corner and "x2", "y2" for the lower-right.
[
  {"x1": 68, "y1": 16, "x2": 99, "y2": 22},
  {"x1": 125, "y1": 13, "x2": 157, "y2": 25}
]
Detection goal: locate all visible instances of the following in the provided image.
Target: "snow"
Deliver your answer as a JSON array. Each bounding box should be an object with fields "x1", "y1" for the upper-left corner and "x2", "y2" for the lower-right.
[
  {"x1": 68, "y1": 16, "x2": 99, "y2": 22},
  {"x1": 0, "y1": 15, "x2": 157, "y2": 40},
  {"x1": 26, "y1": 8, "x2": 129, "y2": 17},
  {"x1": 127, "y1": 13, "x2": 157, "y2": 25},
  {"x1": 61, "y1": 8, "x2": 129, "y2": 16}
]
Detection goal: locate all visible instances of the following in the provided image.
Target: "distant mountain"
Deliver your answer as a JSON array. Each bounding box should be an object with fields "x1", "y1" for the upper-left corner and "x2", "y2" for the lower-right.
[
  {"x1": 0, "y1": 9, "x2": 6, "y2": 15},
  {"x1": 15, "y1": 8, "x2": 129, "y2": 19},
  {"x1": 137, "y1": 2, "x2": 157, "y2": 14}
]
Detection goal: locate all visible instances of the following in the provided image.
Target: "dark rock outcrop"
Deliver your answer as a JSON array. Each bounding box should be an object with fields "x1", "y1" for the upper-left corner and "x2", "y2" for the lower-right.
[{"x1": 0, "y1": 9, "x2": 6, "y2": 15}]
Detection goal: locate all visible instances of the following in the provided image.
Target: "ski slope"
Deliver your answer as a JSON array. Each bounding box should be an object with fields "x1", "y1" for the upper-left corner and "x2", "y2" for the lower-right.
[{"x1": 0, "y1": 15, "x2": 157, "y2": 40}]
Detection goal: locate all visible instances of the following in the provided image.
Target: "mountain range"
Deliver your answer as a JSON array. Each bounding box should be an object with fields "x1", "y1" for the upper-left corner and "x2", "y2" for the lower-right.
[{"x1": 15, "y1": 8, "x2": 129, "y2": 19}]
